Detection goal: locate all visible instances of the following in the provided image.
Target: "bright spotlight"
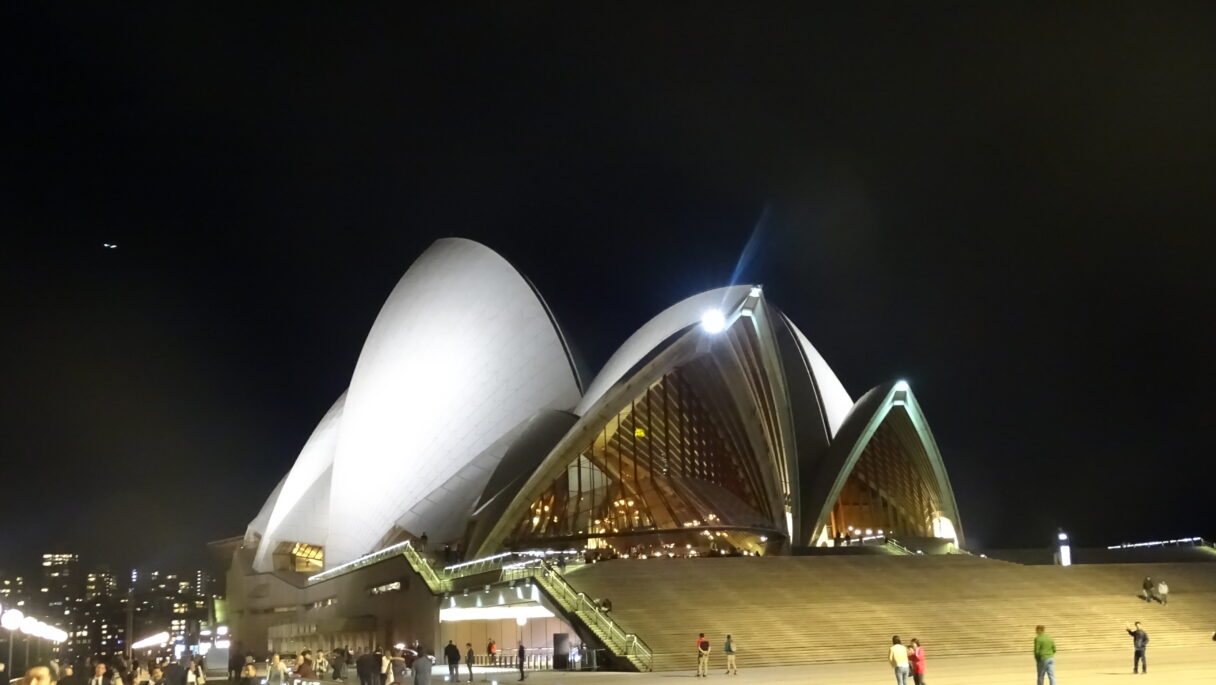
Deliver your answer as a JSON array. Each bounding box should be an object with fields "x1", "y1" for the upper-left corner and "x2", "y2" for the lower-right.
[{"x1": 701, "y1": 309, "x2": 726, "y2": 333}]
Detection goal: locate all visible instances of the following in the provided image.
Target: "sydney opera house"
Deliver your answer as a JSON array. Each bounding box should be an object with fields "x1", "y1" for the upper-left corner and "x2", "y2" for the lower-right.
[{"x1": 221, "y1": 238, "x2": 966, "y2": 662}]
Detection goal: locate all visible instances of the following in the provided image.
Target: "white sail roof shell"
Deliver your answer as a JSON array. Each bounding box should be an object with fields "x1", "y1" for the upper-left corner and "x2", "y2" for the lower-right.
[
  {"x1": 785, "y1": 319, "x2": 852, "y2": 436},
  {"x1": 574, "y1": 285, "x2": 754, "y2": 416},
  {"x1": 324, "y1": 238, "x2": 582, "y2": 565},
  {"x1": 251, "y1": 393, "x2": 345, "y2": 572}
]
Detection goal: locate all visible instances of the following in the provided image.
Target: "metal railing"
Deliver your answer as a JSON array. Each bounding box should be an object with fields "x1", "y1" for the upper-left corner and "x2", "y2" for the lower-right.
[
  {"x1": 518, "y1": 560, "x2": 653, "y2": 671},
  {"x1": 315, "y1": 542, "x2": 653, "y2": 671},
  {"x1": 403, "y1": 550, "x2": 652, "y2": 671},
  {"x1": 308, "y1": 540, "x2": 415, "y2": 584},
  {"x1": 401, "y1": 542, "x2": 448, "y2": 593}
]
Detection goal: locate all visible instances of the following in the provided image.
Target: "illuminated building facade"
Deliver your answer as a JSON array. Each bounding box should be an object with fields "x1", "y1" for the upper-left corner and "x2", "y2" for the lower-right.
[
  {"x1": 243, "y1": 240, "x2": 963, "y2": 568},
  {"x1": 227, "y1": 238, "x2": 965, "y2": 655}
]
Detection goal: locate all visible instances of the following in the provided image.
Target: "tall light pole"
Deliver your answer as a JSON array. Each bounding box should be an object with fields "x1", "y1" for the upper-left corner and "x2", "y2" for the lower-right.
[
  {"x1": 126, "y1": 586, "x2": 135, "y2": 661},
  {"x1": 21, "y1": 616, "x2": 39, "y2": 673}
]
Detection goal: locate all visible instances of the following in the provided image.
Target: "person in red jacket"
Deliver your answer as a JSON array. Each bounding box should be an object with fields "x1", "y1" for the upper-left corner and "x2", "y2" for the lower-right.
[{"x1": 907, "y1": 638, "x2": 926, "y2": 685}]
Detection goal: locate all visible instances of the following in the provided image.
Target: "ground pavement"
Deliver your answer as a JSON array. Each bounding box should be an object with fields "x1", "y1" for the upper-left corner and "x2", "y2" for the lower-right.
[{"x1": 454, "y1": 645, "x2": 1215, "y2": 684}]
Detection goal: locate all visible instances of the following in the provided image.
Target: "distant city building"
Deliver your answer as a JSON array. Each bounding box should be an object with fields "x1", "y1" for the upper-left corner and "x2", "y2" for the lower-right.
[
  {"x1": 0, "y1": 572, "x2": 29, "y2": 607},
  {"x1": 195, "y1": 570, "x2": 216, "y2": 597},
  {"x1": 85, "y1": 570, "x2": 117, "y2": 600},
  {"x1": 0, "y1": 556, "x2": 217, "y2": 662}
]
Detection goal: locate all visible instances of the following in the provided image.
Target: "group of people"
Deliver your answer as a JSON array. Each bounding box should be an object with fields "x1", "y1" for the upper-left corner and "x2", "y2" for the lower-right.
[
  {"x1": 1140, "y1": 576, "x2": 1170, "y2": 604},
  {"x1": 886, "y1": 636, "x2": 926, "y2": 685},
  {"x1": 692, "y1": 633, "x2": 738, "y2": 677},
  {"x1": 12, "y1": 655, "x2": 206, "y2": 685},
  {"x1": 442, "y1": 639, "x2": 528, "y2": 681}
]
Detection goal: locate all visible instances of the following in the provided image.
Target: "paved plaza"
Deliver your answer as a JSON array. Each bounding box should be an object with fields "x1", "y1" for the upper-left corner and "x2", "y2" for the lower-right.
[{"x1": 453, "y1": 645, "x2": 1214, "y2": 685}]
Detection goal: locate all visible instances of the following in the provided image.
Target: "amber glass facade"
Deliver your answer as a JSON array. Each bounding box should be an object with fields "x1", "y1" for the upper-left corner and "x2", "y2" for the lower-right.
[
  {"x1": 510, "y1": 351, "x2": 782, "y2": 555},
  {"x1": 825, "y1": 406, "x2": 950, "y2": 539}
]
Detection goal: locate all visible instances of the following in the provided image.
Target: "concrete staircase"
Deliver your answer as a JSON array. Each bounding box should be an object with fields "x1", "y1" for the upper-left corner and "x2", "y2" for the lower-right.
[{"x1": 564, "y1": 555, "x2": 1216, "y2": 671}]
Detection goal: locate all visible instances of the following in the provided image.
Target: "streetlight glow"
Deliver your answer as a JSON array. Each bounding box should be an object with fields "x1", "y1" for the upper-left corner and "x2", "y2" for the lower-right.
[{"x1": 0, "y1": 609, "x2": 21, "y2": 631}]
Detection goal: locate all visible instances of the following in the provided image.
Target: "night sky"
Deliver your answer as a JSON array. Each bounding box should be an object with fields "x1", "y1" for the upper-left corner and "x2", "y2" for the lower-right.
[{"x1": 3, "y1": 4, "x2": 1213, "y2": 574}]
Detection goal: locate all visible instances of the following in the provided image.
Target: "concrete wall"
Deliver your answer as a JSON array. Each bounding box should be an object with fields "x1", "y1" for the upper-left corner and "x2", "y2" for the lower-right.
[{"x1": 226, "y1": 546, "x2": 440, "y2": 658}]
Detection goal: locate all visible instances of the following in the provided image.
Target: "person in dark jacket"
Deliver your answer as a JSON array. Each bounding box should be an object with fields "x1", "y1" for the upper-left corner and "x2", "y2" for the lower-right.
[
  {"x1": 442, "y1": 642, "x2": 460, "y2": 683},
  {"x1": 1126, "y1": 622, "x2": 1149, "y2": 673},
  {"x1": 464, "y1": 645, "x2": 474, "y2": 683},
  {"x1": 516, "y1": 643, "x2": 526, "y2": 681},
  {"x1": 356, "y1": 651, "x2": 381, "y2": 685},
  {"x1": 297, "y1": 651, "x2": 315, "y2": 680},
  {"x1": 161, "y1": 659, "x2": 187, "y2": 685}
]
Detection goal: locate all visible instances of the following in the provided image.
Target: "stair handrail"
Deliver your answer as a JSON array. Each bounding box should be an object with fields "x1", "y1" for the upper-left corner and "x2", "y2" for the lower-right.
[
  {"x1": 400, "y1": 549, "x2": 653, "y2": 671},
  {"x1": 400, "y1": 542, "x2": 449, "y2": 593},
  {"x1": 529, "y1": 559, "x2": 653, "y2": 671},
  {"x1": 885, "y1": 538, "x2": 915, "y2": 556}
]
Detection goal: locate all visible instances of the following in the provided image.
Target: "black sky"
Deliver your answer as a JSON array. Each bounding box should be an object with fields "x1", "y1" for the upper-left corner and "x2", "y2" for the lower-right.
[{"x1": 2, "y1": 3, "x2": 1213, "y2": 574}]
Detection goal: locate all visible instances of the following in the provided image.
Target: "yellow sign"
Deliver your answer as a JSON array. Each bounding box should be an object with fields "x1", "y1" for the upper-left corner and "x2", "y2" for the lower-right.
[{"x1": 634, "y1": 427, "x2": 646, "y2": 437}]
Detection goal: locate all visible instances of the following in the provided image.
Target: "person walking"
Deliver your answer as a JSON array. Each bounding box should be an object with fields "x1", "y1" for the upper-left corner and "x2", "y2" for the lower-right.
[
  {"x1": 516, "y1": 643, "x2": 526, "y2": 682},
  {"x1": 695, "y1": 634, "x2": 710, "y2": 678},
  {"x1": 1126, "y1": 621, "x2": 1149, "y2": 673},
  {"x1": 888, "y1": 636, "x2": 910, "y2": 685},
  {"x1": 1155, "y1": 579, "x2": 1169, "y2": 605},
  {"x1": 1141, "y1": 576, "x2": 1154, "y2": 602},
  {"x1": 1034, "y1": 625, "x2": 1057, "y2": 685},
  {"x1": 464, "y1": 644, "x2": 474, "y2": 683},
  {"x1": 411, "y1": 652, "x2": 431, "y2": 685},
  {"x1": 723, "y1": 634, "x2": 737, "y2": 675},
  {"x1": 443, "y1": 642, "x2": 461, "y2": 683},
  {"x1": 486, "y1": 641, "x2": 497, "y2": 667}
]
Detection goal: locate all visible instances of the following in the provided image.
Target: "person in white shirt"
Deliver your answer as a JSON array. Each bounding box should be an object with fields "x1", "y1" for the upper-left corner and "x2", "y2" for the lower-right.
[{"x1": 888, "y1": 635, "x2": 910, "y2": 685}]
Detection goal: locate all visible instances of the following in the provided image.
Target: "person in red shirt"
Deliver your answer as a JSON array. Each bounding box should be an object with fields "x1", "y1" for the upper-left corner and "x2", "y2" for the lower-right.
[
  {"x1": 907, "y1": 638, "x2": 926, "y2": 685},
  {"x1": 695, "y1": 634, "x2": 710, "y2": 678}
]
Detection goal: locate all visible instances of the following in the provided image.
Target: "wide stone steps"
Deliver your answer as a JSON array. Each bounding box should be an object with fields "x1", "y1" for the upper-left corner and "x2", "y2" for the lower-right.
[{"x1": 563, "y1": 555, "x2": 1216, "y2": 671}]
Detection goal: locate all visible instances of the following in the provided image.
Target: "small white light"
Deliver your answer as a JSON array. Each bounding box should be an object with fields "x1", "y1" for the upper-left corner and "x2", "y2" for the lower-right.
[{"x1": 701, "y1": 309, "x2": 726, "y2": 333}]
